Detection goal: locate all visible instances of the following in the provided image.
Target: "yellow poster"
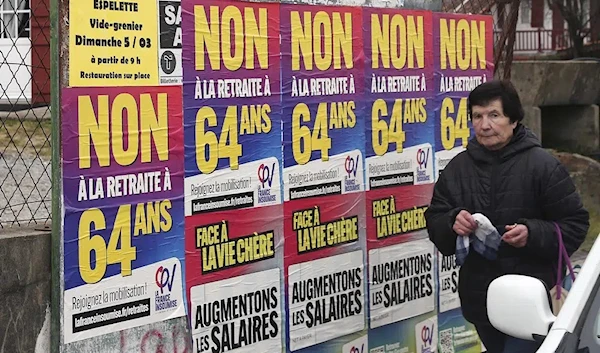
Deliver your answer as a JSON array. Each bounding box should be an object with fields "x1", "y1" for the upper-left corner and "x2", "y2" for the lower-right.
[{"x1": 69, "y1": 0, "x2": 159, "y2": 87}]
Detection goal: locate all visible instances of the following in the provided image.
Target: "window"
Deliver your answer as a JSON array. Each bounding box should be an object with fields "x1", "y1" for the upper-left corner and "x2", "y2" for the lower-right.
[
  {"x1": 521, "y1": 0, "x2": 531, "y2": 24},
  {"x1": 0, "y1": 0, "x2": 30, "y2": 39}
]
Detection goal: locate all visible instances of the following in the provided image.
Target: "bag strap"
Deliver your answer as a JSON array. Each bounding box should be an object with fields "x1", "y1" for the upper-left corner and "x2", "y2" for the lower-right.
[
  {"x1": 556, "y1": 222, "x2": 576, "y2": 282},
  {"x1": 554, "y1": 222, "x2": 576, "y2": 300},
  {"x1": 556, "y1": 223, "x2": 563, "y2": 297}
]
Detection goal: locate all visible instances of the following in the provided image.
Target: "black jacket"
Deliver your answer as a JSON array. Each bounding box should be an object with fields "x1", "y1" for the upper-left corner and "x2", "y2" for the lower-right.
[{"x1": 425, "y1": 123, "x2": 589, "y2": 325}]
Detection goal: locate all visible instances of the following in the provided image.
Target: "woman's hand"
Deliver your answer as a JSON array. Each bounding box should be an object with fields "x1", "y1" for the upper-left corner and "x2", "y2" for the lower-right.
[
  {"x1": 502, "y1": 224, "x2": 529, "y2": 248},
  {"x1": 453, "y1": 210, "x2": 477, "y2": 236}
]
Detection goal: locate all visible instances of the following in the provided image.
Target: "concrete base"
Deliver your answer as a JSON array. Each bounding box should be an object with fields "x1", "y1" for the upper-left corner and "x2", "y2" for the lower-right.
[
  {"x1": 499, "y1": 61, "x2": 600, "y2": 107},
  {"x1": 542, "y1": 104, "x2": 600, "y2": 154},
  {"x1": 64, "y1": 317, "x2": 190, "y2": 353},
  {"x1": 0, "y1": 226, "x2": 194, "y2": 353},
  {"x1": 493, "y1": 61, "x2": 600, "y2": 156},
  {"x1": 522, "y1": 105, "x2": 542, "y2": 144},
  {"x1": 0, "y1": 227, "x2": 51, "y2": 353}
]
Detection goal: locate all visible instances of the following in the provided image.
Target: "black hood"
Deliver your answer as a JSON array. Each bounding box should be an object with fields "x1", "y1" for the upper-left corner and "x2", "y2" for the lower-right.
[{"x1": 466, "y1": 123, "x2": 541, "y2": 163}]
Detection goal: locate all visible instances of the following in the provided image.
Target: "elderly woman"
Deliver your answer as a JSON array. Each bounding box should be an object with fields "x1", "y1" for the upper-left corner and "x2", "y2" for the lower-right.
[{"x1": 425, "y1": 80, "x2": 589, "y2": 353}]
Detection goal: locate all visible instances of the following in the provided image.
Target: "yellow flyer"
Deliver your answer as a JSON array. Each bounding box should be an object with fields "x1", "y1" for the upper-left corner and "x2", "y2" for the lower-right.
[{"x1": 69, "y1": 0, "x2": 159, "y2": 87}]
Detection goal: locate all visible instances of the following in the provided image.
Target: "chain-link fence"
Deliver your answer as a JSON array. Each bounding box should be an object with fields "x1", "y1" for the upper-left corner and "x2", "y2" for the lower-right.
[{"x1": 0, "y1": 0, "x2": 51, "y2": 228}]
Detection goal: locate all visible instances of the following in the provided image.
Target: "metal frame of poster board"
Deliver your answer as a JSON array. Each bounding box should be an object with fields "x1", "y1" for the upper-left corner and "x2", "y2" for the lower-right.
[
  {"x1": 48, "y1": 1, "x2": 496, "y2": 352},
  {"x1": 50, "y1": 0, "x2": 61, "y2": 350}
]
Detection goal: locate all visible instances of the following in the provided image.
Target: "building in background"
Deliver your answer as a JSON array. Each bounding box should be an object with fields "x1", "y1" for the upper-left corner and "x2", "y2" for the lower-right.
[
  {"x1": 497, "y1": 0, "x2": 596, "y2": 55},
  {"x1": 0, "y1": 0, "x2": 50, "y2": 108}
]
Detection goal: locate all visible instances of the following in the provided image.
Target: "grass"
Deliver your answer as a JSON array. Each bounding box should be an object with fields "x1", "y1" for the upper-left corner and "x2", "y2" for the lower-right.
[{"x1": 0, "y1": 118, "x2": 52, "y2": 159}]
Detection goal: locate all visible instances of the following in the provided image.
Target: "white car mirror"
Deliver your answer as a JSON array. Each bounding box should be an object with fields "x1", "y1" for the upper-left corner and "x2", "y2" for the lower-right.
[{"x1": 487, "y1": 274, "x2": 556, "y2": 341}]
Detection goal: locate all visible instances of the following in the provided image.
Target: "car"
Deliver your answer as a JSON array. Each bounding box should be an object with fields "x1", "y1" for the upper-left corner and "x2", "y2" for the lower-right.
[{"x1": 486, "y1": 232, "x2": 600, "y2": 353}]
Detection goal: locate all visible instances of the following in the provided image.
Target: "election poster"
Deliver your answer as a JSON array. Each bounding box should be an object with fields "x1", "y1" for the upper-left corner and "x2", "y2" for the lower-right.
[
  {"x1": 281, "y1": 4, "x2": 368, "y2": 353},
  {"x1": 182, "y1": 1, "x2": 285, "y2": 352},
  {"x1": 158, "y1": 0, "x2": 182, "y2": 85},
  {"x1": 436, "y1": 253, "x2": 482, "y2": 353},
  {"x1": 363, "y1": 8, "x2": 435, "y2": 198},
  {"x1": 432, "y1": 12, "x2": 494, "y2": 353},
  {"x1": 362, "y1": 8, "x2": 435, "y2": 245},
  {"x1": 432, "y1": 13, "x2": 494, "y2": 179},
  {"x1": 60, "y1": 86, "x2": 186, "y2": 343},
  {"x1": 438, "y1": 313, "x2": 482, "y2": 353},
  {"x1": 362, "y1": 8, "x2": 437, "y2": 353},
  {"x1": 438, "y1": 253, "x2": 460, "y2": 314},
  {"x1": 367, "y1": 238, "x2": 437, "y2": 353},
  {"x1": 69, "y1": 0, "x2": 160, "y2": 87}
]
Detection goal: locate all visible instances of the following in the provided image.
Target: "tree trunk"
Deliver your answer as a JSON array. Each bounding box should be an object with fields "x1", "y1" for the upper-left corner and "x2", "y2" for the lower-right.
[
  {"x1": 548, "y1": 0, "x2": 588, "y2": 58},
  {"x1": 503, "y1": 0, "x2": 520, "y2": 79},
  {"x1": 572, "y1": 33, "x2": 584, "y2": 57},
  {"x1": 566, "y1": 21, "x2": 584, "y2": 57}
]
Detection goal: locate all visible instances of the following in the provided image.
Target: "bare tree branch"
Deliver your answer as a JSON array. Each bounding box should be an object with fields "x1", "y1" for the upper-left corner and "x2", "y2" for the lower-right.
[
  {"x1": 546, "y1": 0, "x2": 588, "y2": 56},
  {"x1": 580, "y1": 2, "x2": 600, "y2": 30},
  {"x1": 502, "y1": 0, "x2": 520, "y2": 79}
]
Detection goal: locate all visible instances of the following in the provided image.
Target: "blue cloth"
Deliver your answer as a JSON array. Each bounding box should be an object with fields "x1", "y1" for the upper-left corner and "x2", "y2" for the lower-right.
[{"x1": 455, "y1": 213, "x2": 503, "y2": 266}]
